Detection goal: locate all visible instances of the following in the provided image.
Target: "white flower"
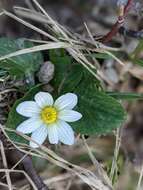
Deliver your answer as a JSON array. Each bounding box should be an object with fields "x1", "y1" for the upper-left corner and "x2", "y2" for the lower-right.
[{"x1": 16, "y1": 92, "x2": 82, "y2": 148}]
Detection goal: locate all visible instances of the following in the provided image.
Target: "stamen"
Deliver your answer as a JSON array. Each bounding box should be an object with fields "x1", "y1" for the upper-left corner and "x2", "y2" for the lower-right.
[{"x1": 41, "y1": 106, "x2": 57, "y2": 124}]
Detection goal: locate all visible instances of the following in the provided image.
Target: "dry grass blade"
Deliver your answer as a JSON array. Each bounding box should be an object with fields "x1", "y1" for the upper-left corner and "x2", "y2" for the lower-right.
[
  {"x1": 22, "y1": 173, "x2": 73, "y2": 190},
  {"x1": 110, "y1": 128, "x2": 121, "y2": 183},
  {"x1": 31, "y1": 0, "x2": 70, "y2": 40},
  {"x1": 0, "y1": 141, "x2": 13, "y2": 190},
  {"x1": 0, "y1": 138, "x2": 38, "y2": 190},
  {"x1": 1, "y1": 126, "x2": 112, "y2": 190},
  {"x1": 1, "y1": 153, "x2": 29, "y2": 181},
  {"x1": 136, "y1": 164, "x2": 143, "y2": 190},
  {"x1": 1, "y1": 10, "x2": 56, "y2": 41},
  {"x1": 0, "y1": 42, "x2": 71, "y2": 61},
  {"x1": 0, "y1": 182, "x2": 16, "y2": 189},
  {"x1": 68, "y1": 48, "x2": 101, "y2": 80},
  {"x1": 14, "y1": 6, "x2": 51, "y2": 24},
  {"x1": 0, "y1": 1, "x2": 129, "y2": 189},
  {"x1": 0, "y1": 89, "x2": 17, "y2": 96},
  {"x1": 0, "y1": 5, "x2": 125, "y2": 83},
  {"x1": 103, "y1": 50, "x2": 124, "y2": 66},
  {"x1": 82, "y1": 136, "x2": 112, "y2": 188},
  {"x1": 0, "y1": 169, "x2": 38, "y2": 190}
]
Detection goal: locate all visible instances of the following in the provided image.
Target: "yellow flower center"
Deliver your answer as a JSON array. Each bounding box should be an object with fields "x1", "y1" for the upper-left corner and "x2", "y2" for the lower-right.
[{"x1": 41, "y1": 106, "x2": 57, "y2": 124}]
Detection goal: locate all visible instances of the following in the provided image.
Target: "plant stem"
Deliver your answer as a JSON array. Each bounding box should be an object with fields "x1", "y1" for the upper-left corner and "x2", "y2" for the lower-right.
[{"x1": 101, "y1": 0, "x2": 133, "y2": 43}]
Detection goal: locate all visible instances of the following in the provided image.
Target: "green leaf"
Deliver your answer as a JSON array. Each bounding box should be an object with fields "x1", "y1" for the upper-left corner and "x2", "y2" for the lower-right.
[
  {"x1": 50, "y1": 49, "x2": 89, "y2": 95},
  {"x1": 134, "y1": 59, "x2": 143, "y2": 67},
  {"x1": 53, "y1": 63, "x2": 84, "y2": 94},
  {"x1": 88, "y1": 53, "x2": 112, "y2": 59},
  {"x1": 74, "y1": 73, "x2": 126, "y2": 135},
  {"x1": 50, "y1": 50, "x2": 126, "y2": 135},
  {"x1": 88, "y1": 52, "x2": 121, "y2": 60},
  {"x1": 71, "y1": 91, "x2": 126, "y2": 135},
  {"x1": 0, "y1": 38, "x2": 43, "y2": 78},
  {"x1": 6, "y1": 84, "x2": 42, "y2": 144},
  {"x1": 107, "y1": 91, "x2": 143, "y2": 100},
  {"x1": 131, "y1": 40, "x2": 143, "y2": 59}
]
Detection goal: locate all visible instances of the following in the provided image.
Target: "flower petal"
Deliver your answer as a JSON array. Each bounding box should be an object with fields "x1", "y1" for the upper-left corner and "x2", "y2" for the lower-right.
[
  {"x1": 57, "y1": 120, "x2": 74, "y2": 145},
  {"x1": 47, "y1": 124, "x2": 59, "y2": 144},
  {"x1": 30, "y1": 125, "x2": 48, "y2": 148},
  {"x1": 58, "y1": 110, "x2": 82, "y2": 122},
  {"x1": 34, "y1": 92, "x2": 53, "y2": 108},
  {"x1": 54, "y1": 93, "x2": 78, "y2": 110},
  {"x1": 16, "y1": 101, "x2": 40, "y2": 117},
  {"x1": 16, "y1": 117, "x2": 42, "y2": 134}
]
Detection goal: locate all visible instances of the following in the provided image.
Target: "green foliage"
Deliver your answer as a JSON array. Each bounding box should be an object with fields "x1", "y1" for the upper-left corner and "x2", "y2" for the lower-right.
[
  {"x1": 7, "y1": 49, "x2": 127, "y2": 144},
  {"x1": 50, "y1": 50, "x2": 101, "y2": 94},
  {"x1": 106, "y1": 154, "x2": 124, "y2": 184},
  {"x1": 72, "y1": 91, "x2": 126, "y2": 135},
  {"x1": 89, "y1": 53, "x2": 112, "y2": 59},
  {"x1": 107, "y1": 91, "x2": 143, "y2": 100},
  {"x1": 0, "y1": 38, "x2": 43, "y2": 78},
  {"x1": 134, "y1": 59, "x2": 143, "y2": 67},
  {"x1": 131, "y1": 40, "x2": 143, "y2": 59},
  {"x1": 6, "y1": 85, "x2": 42, "y2": 144},
  {"x1": 50, "y1": 50, "x2": 126, "y2": 135},
  {"x1": 130, "y1": 40, "x2": 143, "y2": 67}
]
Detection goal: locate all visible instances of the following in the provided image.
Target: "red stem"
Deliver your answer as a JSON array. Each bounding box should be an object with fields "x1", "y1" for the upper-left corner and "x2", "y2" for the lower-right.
[{"x1": 101, "y1": 0, "x2": 133, "y2": 43}]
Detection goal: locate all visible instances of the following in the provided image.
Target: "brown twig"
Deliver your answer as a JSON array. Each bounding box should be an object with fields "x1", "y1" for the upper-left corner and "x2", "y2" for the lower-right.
[
  {"x1": 0, "y1": 130, "x2": 49, "y2": 190},
  {"x1": 16, "y1": 150, "x2": 48, "y2": 190},
  {"x1": 92, "y1": 15, "x2": 143, "y2": 40},
  {"x1": 101, "y1": 0, "x2": 133, "y2": 43}
]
